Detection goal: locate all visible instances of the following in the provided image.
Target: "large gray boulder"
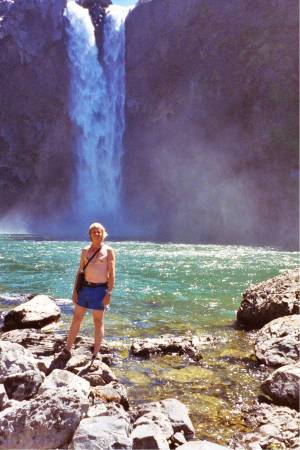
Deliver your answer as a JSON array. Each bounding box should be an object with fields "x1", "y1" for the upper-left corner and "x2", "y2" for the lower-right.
[
  {"x1": 255, "y1": 315, "x2": 300, "y2": 367},
  {"x1": 131, "y1": 422, "x2": 170, "y2": 450},
  {"x1": 135, "y1": 398, "x2": 195, "y2": 441},
  {"x1": 133, "y1": 411, "x2": 173, "y2": 440},
  {"x1": 39, "y1": 369, "x2": 90, "y2": 398},
  {"x1": 0, "y1": 341, "x2": 42, "y2": 400},
  {"x1": 261, "y1": 362, "x2": 300, "y2": 410},
  {"x1": 3, "y1": 295, "x2": 61, "y2": 331},
  {"x1": 70, "y1": 414, "x2": 132, "y2": 450},
  {"x1": 237, "y1": 269, "x2": 299, "y2": 329},
  {"x1": 0, "y1": 389, "x2": 89, "y2": 449}
]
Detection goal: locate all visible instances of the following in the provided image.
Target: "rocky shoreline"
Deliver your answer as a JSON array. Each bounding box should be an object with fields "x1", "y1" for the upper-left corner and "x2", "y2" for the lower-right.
[{"x1": 0, "y1": 269, "x2": 299, "y2": 449}]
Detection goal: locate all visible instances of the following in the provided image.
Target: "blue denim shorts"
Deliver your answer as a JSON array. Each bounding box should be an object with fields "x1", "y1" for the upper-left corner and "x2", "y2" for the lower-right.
[{"x1": 77, "y1": 283, "x2": 107, "y2": 310}]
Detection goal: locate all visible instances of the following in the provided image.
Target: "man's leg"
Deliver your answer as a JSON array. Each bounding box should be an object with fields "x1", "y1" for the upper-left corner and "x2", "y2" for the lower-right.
[
  {"x1": 66, "y1": 304, "x2": 86, "y2": 351},
  {"x1": 92, "y1": 309, "x2": 105, "y2": 357}
]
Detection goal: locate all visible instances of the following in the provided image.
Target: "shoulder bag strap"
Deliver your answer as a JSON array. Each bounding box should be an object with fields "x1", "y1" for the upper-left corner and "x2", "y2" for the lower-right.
[{"x1": 82, "y1": 247, "x2": 101, "y2": 272}]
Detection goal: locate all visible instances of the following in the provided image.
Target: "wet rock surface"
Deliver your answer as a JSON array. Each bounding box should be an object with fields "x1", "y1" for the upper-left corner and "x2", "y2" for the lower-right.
[
  {"x1": 261, "y1": 362, "x2": 300, "y2": 410},
  {"x1": 230, "y1": 401, "x2": 300, "y2": 450},
  {"x1": 3, "y1": 295, "x2": 61, "y2": 331},
  {"x1": 255, "y1": 315, "x2": 300, "y2": 367},
  {"x1": 76, "y1": 0, "x2": 112, "y2": 51},
  {"x1": 237, "y1": 269, "x2": 299, "y2": 329},
  {"x1": 130, "y1": 333, "x2": 213, "y2": 361}
]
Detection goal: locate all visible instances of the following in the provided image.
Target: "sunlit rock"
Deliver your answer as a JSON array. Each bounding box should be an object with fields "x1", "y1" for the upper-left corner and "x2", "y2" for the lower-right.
[
  {"x1": 255, "y1": 315, "x2": 300, "y2": 367},
  {"x1": 135, "y1": 398, "x2": 195, "y2": 441},
  {"x1": 0, "y1": 389, "x2": 89, "y2": 449},
  {"x1": 130, "y1": 333, "x2": 206, "y2": 362},
  {"x1": 38, "y1": 369, "x2": 90, "y2": 398},
  {"x1": 237, "y1": 269, "x2": 299, "y2": 329},
  {"x1": 70, "y1": 414, "x2": 132, "y2": 450},
  {"x1": 3, "y1": 295, "x2": 61, "y2": 331}
]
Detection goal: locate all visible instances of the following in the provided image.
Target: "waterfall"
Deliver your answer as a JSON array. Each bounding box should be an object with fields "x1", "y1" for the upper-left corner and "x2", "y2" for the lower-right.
[{"x1": 64, "y1": 1, "x2": 131, "y2": 229}]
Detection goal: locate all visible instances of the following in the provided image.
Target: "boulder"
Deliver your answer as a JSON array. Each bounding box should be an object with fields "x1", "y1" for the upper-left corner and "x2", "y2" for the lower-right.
[
  {"x1": 160, "y1": 399, "x2": 195, "y2": 439},
  {"x1": 0, "y1": 341, "x2": 42, "y2": 400},
  {"x1": 70, "y1": 414, "x2": 132, "y2": 450},
  {"x1": 255, "y1": 315, "x2": 300, "y2": 367},
  {"x1": 3, "y1": 295, "x2": 61, "y2": 331},
  {"x1": 135, "y1": 398, "x2": 195, "y2": 441},
  {"x1": 1, "y1": 328, "x2": 65, "y2": 356},
  {"x1": 39, "y1": 369, "x2": 90, "y2": 398},
  {"x1": 261, "y1": 362, "x2": 300, "y2": 410},
  {"x1": 130, "y1": 333, "x2": 210, "y2": 361},
  {"x1": 91, "y1": 381, "x2": 129, "y2": 410},
  {"x1": 230, "y1": 401, "x2": 300, "y2": 450},
  {"x1": 237, "y1": 269, "x2": 299, "y2": 329},
  {"x1": 0, "y1": 389, "x2": 89, "y2": 449},
  {"x1": 133, "y1": 411, "x2": 173, "y2": 440},
  {"x1": 131, "y1": 422, "x2": 169, "y2": 450}
]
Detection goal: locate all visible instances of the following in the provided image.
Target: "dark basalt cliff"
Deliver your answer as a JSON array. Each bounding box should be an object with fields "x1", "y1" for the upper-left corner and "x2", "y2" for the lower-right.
[
  {"x1": 123, "y1": 0, "x2": 299, "y2": 247},
  {"x1": 0, "y1": 0, "x2": 75, "y2": 227}
]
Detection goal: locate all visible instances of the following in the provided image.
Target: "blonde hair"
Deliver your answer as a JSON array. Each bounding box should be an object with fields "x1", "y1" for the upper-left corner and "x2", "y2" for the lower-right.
[{"x1": 88, "y1": 222, "x2": 108, "y2": 240}]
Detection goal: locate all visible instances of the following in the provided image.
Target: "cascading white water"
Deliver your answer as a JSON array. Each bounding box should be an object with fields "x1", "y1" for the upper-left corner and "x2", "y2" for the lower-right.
[{"x1": 64, "y1": 1, "x2": 131, "y2": 226}]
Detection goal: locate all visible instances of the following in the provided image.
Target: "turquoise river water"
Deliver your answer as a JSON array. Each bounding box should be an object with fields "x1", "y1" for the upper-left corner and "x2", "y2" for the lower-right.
[{"x1": 0, "y1": 234, "x2": 298, "y2": 444}]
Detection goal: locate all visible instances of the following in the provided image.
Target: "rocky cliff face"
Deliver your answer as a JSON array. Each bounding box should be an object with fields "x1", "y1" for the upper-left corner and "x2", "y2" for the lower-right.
[
  {"x1": 0, "y1": 0, "x2": 73, "y2": 229},
  {"x1": 124, "y1": 0, "x2": 298, "y2": 247}
]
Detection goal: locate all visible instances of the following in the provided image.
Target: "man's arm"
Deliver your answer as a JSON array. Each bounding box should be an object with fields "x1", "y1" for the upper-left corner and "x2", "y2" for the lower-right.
[{"x1": 104, "y1": 248, "x2": 115, "y2": 305}]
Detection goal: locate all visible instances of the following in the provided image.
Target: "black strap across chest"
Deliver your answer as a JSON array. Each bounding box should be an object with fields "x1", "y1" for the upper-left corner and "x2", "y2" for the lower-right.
[{"x1": 83, "y1": 247, "x2": 101, "y2": 272}]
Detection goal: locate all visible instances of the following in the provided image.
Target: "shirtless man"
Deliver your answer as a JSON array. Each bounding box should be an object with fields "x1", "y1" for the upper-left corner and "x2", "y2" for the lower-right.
[{"x1": 62, "y1": 222, "x2": 115, "y2": 360}]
